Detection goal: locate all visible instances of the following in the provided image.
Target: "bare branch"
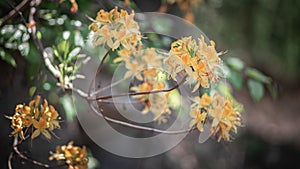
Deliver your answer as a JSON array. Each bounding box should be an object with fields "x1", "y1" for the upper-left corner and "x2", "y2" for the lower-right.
[
  {"x1": 89, "y1": 100, "x2": 196, "y2": 135},
  {"x1": 12, "y1": 135, "x2": 66, "y2": 168},
  {"x1": 91, "y1": 78, "x2": 126, "y2": 96},
  {"x1": 0, "y1": 0, "x2": 30, "y2": 28},
  {"x1": 43, "y1": 48, "x2": 62, "y2": 78},
  {"x1": 13, "y1": 136, "x2": 51, "y2": 168},
  {"x1": 96, "y1": 76, "x2": 187, "y2": 100},
  {"x1": 98, "y1": 99, "x2": 143, "y2": 104},
  {"x1": 8, "y1": 152, "x2": 13, "y2": 169},
  {"x1": 88, "y1": 49, "x2": 111, "y2": 97}
]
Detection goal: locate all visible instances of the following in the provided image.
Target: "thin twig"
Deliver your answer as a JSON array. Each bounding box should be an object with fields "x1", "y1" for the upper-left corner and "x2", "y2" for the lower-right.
[
  {"x1": 12, "y1": 135, "x2": 66, "y2": 168},
  {"x1": 88, "y1": 49, "x2": 111, "y2": 97},
  {"x1": 8, "y1": 152, "x2": 14, "y2": 169},
  {"x1": 66, "y1": 87, "x2": 89, "y2": 98},
  {"x1": 28, "y1": 0, "x2": 64, "y2": 80},
  {"x1": 96, "y1": 76, "x2": 187, "y2": 100},
  {"x1": 98, "y1": 99, "x2": 143, "y2": 104},
  {"x1": 91, "y1": 78, "x2": 126, "y2": 96},
  {"x1": 89, "y1": 100, "x2": 196, "y2": 135},
  {"x1": 13, "y1": 136, "x2": 51, "y2": 168},
  {"x1": 0, "y1": 0, "x2": 30, "y2": 28}
]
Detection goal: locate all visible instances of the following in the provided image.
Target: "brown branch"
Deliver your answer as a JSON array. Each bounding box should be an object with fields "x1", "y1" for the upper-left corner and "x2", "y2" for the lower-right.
[
  {"x1": 13, "y1": 136, "x2": 51, "y2": 168},
  {"x1": 89, "y1": 100, "x2": 196, "y2": 135},
  {"x1": 28, "y1": 0, "x2": 89, "y2": 99},
  {"x1": 96, "y1": 76, "x2": 187, "y2": 100},
  {"x1": 98, "y1": 99, "x2": 143, "y2": 104},
  {"x1": 12, "y1": 136, "x2": 66, "y2": 168},
  {"x1": 0, "y1": 0, "x2": 30, "y2": 28},
  {"x1": 88, "y1": 49, "x2": 111, "y2": 97},
  {"x1": 91, "y1": 78, "x2": 126, "y2": 96},
  {"x1": 8, "y1": 152, "x2": 13, "y2": 169}
]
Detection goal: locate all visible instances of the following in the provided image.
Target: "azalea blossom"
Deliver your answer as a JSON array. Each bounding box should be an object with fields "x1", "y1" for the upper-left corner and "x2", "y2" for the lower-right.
[
  {"x1": 89, "y1": 7, "x2": 142, "y2": 51},
  {"x1": 49, "y1": 141, "x2": 88, "y2": 169},
  {"x1": 189, "y1": 93, "x2": 242, "y2": 141},
  {"x1": 130, "y1": 81, "x2": 171, "y2": 122},
  {"x1": 189, "y1": 108, "x2": 207, "y2": 132},
  {"x1": 208, "y1": 94, "x2": 241, "y2": 142},
  {"x1": 165, "y1": 35, "x2": 224, "y2": 92},
  {"x1": 6, "y1": 95, "x2": 60, "y2": 140}
]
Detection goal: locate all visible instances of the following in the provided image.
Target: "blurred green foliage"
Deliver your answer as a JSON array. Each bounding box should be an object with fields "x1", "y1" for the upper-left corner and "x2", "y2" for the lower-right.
[{"x1": 197, "y1": 0, "x2": 300, "y2": 83}]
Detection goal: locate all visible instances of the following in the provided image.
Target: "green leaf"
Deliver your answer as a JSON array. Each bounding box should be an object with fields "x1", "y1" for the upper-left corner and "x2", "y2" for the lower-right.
[
  {"x1": 37, "y1": 31, "x2": 42, "y2": 40},
  {"x1": 42, "y1": 130, "x2": 51, "y2": 139},
  {"x1": 31, "y1": 129, "x2": 40, "y2": 139},
  {"x1": 60, "y1": 95, "x2": 76, "y2": 121},
  {"x1": 228, "y1": 70, "x2": 243, "y2": 90},
  {"x1": 168, "y1": 89, "x2": 181, "y2": 110},
  {"x1": 217, "y1": 83, "x2": 233, "y2": 99},
  {"x1": 226, "y1": 57, "x2": 244, "y2": 71},
  {"x1": 25, "y1": 43, "x2": 39, "y2": 63},
  {"x1": 245, "y1": 68, "x2": 271, "y2": 84},
  {"x1": 67, "y1": 47, "x2": 81, "y2": 62},
  {"x1": 247, "y1": 79, "x2": 264, "y2": 102},
  {"x1": 57, "y1": 40, "x2": 70, "y2": 59},
  {"x1": 267, "y1": 83, "x2": 277, "y2": 100},
  {"x1": 12, "y1": 30, "x2": 22, "y2": 40},
  {"x1": 29, "y1": 86, "x2": 37, "y2": 97},
  {"x1": 0, "y1": 49, "x2": 16, "y2": 67},
  {"x1": 63, "y1": 31, "x2": 71, "y2": 40},
  {"x1": 88, "y1": 156, "x2": 100, "y2": 169},
  {"x1": 74, "y1": 31, "x2": 84, "y2": 47},
  {"x1": 53, "y1": 48, "x2": 63, "y2": 62},
  {"x1": 87, "y1": 149, "x2": 100, "y2": 169},
  {"x1": 22, "y1": 33, "x2": 30, "y2": 42},
  {"x1": 18, "y1": 42, "x2": 30, "y2": 56}
]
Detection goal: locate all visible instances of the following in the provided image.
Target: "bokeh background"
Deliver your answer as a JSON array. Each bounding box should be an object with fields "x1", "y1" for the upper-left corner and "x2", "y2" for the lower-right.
[{"x1": 1, "y1": 0, "x2": 300, "y2": 169}]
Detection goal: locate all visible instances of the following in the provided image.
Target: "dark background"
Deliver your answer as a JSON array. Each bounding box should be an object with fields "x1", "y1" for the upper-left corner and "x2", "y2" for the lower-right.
[{"x1": 1, "y1": 0, "x2": 300, "y2": 169}]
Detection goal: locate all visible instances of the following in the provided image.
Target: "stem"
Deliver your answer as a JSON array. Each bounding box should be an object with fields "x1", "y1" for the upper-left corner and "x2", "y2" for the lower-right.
[
  {"x1": 91, "y1": 78, "x2": 126, "y2": 96},
  {"x1": 0, "y1": 0, "x2": 30, "y2": 28},
  {"x1": 8, "y1": 152, "x2": 13, "y2": 169},
  {"x1": 88, "y1": 49, "x2": 111, "y2": 97},
  {"x1": 13, "y1": 136, "x2": 51, "y2": 168},
  {"x1": 89, "y1": 100, "x2": 196, "y2": 135},
  {"x1": 96, "y1": 76, "x2": 187, "y2": 100},
  {"x1": 98, "y1": 99, "x2": 143, "y2": 104},
  {"x1": 28, "y1": 0, "x2": 62, "y2": 79},
  {"x1": 12, "y1": 136, "x2": 66, "y2": 168}
]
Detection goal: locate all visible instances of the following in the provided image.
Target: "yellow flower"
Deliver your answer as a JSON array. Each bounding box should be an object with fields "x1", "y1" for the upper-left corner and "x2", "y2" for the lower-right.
[
  {"x1": 165, "y1": 35, "x2": 224, "y2": 92},
  {"x1": 189, "y1": 108, "x2": 207, "y2": 132},
  {"x1": 130, "y1": 81, "x2": 171, "y2": 122},
  {"x1": 124, "y1": 60, "x2": 144, "y2": 80},
  {"x1": 191, "y1": 93, "x2": 212, "y2": 110},
  {"x1": 114, "y1": 47, "x2": 133, "y2": 63},
  {"x1": 32, "y1": 117, "x2": 51, "y2": 139},
  {"x1": 89, "y1": 7, "x2": 142, "y2": 50},
  {"x1": 199, "y1": 93, "x2": 212, "y2": 107},
  {"x1": 6, "y1": 95, "x2": 60, "y2": 140},
  {"x1": 141, "y1": 48, "x2": 162, "y2": 68},
  {"x1": 96, "y1": 9, "x2": 110, "y2": 23},
  {"x1": 49, "y1": 141, "x2": 88, "y2": 169},
  {"x1": 130, "y1": 82, "x2": 153, "y2": 102},
  {"x1": 208, "y1": 94, "x2": 241, "y2": 142}
]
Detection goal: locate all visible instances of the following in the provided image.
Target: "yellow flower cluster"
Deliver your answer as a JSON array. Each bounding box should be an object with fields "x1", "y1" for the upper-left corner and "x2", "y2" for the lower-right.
[
  {"x1": 89, "y1": 7, "x2": 142, "y2": 51},
  {"x1": 190, "y1": 93, "x2": 241, "y2": 142},
  {"x1": 7, "y1": 95, "x2": 60, "y2": 140},
  {"x1": 165, "y1": 36, "x2": 223, "y2": 92},
  {"x1": 115, "y1": 47, "x2": 163, "y2": 82},
  {"x1": 114, "y1": 46, "x2": 172, "y2": 123},
  {"x1": 130, "y1": 81, "x2": 171, "y2": 123},
  {"x1": 49, "y1": 141, "x2": 88, "y2": 169},
  {"x1": 189, "y1": 93, "x2": 211, "y2": 131}
]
